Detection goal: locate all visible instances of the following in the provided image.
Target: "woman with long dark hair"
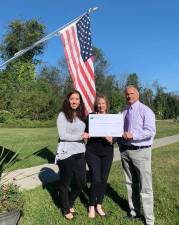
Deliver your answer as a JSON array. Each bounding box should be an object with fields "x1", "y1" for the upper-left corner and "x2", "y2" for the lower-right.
[
  {"x1": 55, "y1": 90, "x2": 88, "y2": 220},
  {"x1": 86, "y1": 95, "x2": 114, "y2": 218}
]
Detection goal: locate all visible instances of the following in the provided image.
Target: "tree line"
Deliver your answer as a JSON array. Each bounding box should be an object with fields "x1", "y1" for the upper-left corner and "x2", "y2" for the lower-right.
[{"x1": 0, "y1": 19, "x2": 179, "y2": 123}]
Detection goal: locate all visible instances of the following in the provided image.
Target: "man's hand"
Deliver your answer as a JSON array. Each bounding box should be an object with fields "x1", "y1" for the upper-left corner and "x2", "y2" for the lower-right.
[{"x1": 122, "y1": 132, "x2": 133, "y2": 140}]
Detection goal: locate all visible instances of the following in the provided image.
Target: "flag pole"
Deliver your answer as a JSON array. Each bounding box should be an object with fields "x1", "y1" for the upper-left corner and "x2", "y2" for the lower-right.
[{"x1": 0, "y1": 7, "x2": 98, "y2": 69}]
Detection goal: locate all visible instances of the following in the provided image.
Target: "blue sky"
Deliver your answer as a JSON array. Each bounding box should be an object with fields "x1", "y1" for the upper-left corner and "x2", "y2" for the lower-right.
[{"x1": 1, "y1": 0, "x2": 179, "y2": 92}]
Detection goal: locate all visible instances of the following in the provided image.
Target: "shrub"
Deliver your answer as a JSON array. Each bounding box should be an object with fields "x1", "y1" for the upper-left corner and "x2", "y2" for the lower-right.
[
  {"x1": 0, "y1": 118, "x2": 56, "y2": 128},
  {"x1": 0, "y1": 111, "x2": 14, "y2": 123},
  {"x1": 0, "y1": 147, "x2": 24, "y2": 214},
  {"x1": 0, "y1": 183, "x2": 24, "y2": 213}
]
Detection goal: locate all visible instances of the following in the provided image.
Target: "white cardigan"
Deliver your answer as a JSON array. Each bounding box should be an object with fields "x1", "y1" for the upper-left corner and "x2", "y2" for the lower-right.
[{"x1": 55, "y1": 112, "x2": 86, "y2": 162}]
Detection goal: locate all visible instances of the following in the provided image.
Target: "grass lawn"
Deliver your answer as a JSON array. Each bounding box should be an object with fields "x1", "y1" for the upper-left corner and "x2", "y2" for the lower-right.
[
  {"x1": 0, "y1": 127, "x2": 57, "y2": 170},
  {"x1": 155, "y1": 120, "x2": 179, "y2": 138},
  {"x1": 19, "y1": 142, "x2": 179, "y2": 225},
  {"x1": 0, "y1": 120, "x2": 179, "y2": 170}
]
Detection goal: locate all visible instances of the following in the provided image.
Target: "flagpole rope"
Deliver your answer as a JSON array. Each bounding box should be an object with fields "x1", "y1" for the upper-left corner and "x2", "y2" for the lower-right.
[{"x1": 0, "y1": 7, "x2": 98, "y2": 69}]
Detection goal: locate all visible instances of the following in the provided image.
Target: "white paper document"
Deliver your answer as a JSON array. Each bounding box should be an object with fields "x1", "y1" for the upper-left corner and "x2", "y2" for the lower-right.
[{"x1": 89, "y1": 113, "x2": 124, "y2": 137}]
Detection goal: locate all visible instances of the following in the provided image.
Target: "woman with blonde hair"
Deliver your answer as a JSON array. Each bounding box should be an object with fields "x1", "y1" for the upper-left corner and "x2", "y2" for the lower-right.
[{"x1": 86, "y1": 95, "x2": 114, "y2": 218}]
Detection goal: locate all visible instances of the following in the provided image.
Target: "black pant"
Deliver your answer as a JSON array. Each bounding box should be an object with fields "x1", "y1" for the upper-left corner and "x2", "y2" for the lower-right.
[
  {"x1": 85, "y1": 150, "x2": 113, "y2": 206},
  {"x1": 57, "y1": 153, "x2": 86, "y2": 214}
]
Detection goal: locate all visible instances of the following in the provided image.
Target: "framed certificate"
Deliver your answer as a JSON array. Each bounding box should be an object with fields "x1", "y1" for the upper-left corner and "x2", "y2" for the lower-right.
[{"x1": 89, "y1": 113, "x2": 124, "y2": 137}]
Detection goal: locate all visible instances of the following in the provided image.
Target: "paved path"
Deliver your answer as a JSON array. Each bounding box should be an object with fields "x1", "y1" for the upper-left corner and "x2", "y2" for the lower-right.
[
  {"x1": 2, "y1": 134, "x2": 179, "y2": 190},
  {"x1": 113, "y1": 134, "x2": 179, "y2": 162}
]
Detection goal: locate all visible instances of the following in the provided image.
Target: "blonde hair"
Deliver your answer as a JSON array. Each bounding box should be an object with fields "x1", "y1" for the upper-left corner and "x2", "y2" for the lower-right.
[{"x1": 94, "y1": 95, "x2": 110, "y2": 113}]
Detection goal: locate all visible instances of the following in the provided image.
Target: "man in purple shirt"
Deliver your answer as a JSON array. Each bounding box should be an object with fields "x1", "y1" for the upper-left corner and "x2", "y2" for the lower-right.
[{"x1": 119, "y1": 85, "x2": 156, "y2": 225}]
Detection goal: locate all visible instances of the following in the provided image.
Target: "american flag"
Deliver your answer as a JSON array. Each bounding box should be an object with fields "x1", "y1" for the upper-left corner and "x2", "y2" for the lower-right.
[{"x1": 60, "y1": 13, "x2": 96, "y2": 114}]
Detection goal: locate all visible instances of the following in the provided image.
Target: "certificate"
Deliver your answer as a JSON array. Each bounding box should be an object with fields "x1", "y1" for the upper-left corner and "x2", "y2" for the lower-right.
[{"x1": 89, "y1": 113, "x2": 124, "y2": 137}]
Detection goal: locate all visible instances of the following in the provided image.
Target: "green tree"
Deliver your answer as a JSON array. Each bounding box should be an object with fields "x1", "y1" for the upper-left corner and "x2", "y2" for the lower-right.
[
  {"x1": 125, "y1": 73, "x2": 141, "y2": 91},
  {"x1": 164, "y1": 93, "x2": 179, "y2": 119},
  {"x1": 11, "y1": 79, "x2": 59, "y2": 120},
  {"x1": 38, "y1": 65, "x2": 67, "y2": 113},
  {"x1": 0, "y1": 60, "x2": 36, "y2": 113},
  {"x1": 92, "y1": 47, "x2": 109, "y2": 94},
  {"x1": 92, "y1": 47, "x2": 124, "y2": 112},
  {"x1": 57, "y1": 57, "x2": 73, "y2": 97},
  {"x1": 0, "y1": 19, "x2": 47, "y2": 119},
  {"x1": 110, "y1": 88, "x2": 125, "y2": 113},
  {"x1": 0, "y1": 19, "x2": 46, "y2": 64},
  {"x1": 141, "y1": 87, "x2": 154, "y2": 109}
]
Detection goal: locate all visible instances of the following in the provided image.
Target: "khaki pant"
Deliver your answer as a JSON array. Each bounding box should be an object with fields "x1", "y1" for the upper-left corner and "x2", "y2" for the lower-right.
[{"x1": 120, "y1": 147, "x2": 154, "y2": 225}]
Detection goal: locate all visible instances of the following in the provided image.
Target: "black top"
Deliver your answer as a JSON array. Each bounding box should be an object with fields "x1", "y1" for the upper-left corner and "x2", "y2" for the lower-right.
[{"x1": 85, "y1": 113, "x2": 114, "y2": 156}]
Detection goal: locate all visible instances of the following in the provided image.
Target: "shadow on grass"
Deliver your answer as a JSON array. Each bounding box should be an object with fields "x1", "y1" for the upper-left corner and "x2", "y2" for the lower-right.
[
  {"x1": 106, "y1": 184, "x2": 146, "y2": 224},
  {"x1": 106, "y1": 183, "x2": 129, "y2": 213},
  {"x1": 38, "y1": 168, "x2": 131, "y2": 218},
  {"x1": 79, "y1": 171, "x2": 129, "y2": 214},
  {"x1": 176, "y1": 204, "x2": 179, "y2": 213},
  {"x1": 0, "y1": 146, "x2": 18, "y2": 162},
  {"x1": 33, "y1": 147, "x2": 55, "y2": 163},
  {"x1": 39, "y1": 167, "x2": 61, "y2": 208},
  {"x1": 0, "y1": 146, "x2": 19, "y2": 176},
  {"x1": 38, "y1": 168, "x2": 90, "y2": 211}
]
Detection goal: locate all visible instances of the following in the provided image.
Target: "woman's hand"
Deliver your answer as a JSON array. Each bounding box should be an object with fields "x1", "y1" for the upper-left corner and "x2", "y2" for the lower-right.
[
  {"x1": 105, "y1": 136, "x2": 113, "y2": 144},
  {"x1": 81, "y1": 132, "x2": 89, "y2": 140}
]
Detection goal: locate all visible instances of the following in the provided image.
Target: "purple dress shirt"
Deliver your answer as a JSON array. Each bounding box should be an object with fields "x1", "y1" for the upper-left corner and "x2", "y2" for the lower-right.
[{"x1": 123, "y1": 100, "x2": 156, "y2": 146}]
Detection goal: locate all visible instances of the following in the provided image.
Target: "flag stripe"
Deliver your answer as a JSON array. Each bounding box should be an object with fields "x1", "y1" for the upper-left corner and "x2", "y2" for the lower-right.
[
  {"x1": 62, "y1": 26, "x2": 93, "y2": 111},
  {"x1": 62, "y1": 31, "x2": 92, "y2": 112},
  {"x1": 71, "y1": 27, "x2": 96, "y2": 97},
  {"x1": 60, "y1": 32, "x2": 77, "y2": 88},
  {"x1": 65, "y1": 27, "x2": 93, "y2": 110},
  {"x1": 64, "y1": 26, "x2": 94, "y2": 110},
  {"x1": 60, "y1": 14, "x2": 96, "y2": 114}
]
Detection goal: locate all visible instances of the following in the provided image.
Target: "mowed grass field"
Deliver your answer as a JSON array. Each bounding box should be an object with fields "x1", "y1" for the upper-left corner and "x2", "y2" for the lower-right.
[
  {"x1": 0, "y1": 127, "x2": 58, "y2": 170},
  {"x1": 155, "y1": 120, "x2": 179, "y2": 138},
  {"x1": 19, "y1": 142, "x2": 179, "y2": 225},
  {"x1": 0, "y1": 121, "x2": 179, "y2": 170}
]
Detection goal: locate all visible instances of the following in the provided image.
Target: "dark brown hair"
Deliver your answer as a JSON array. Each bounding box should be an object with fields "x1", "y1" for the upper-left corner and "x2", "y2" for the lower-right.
[
  {"x1": 62, "y1": 90, "x2": 85, "y2": 122},
  {"x1": 94, "y1": 95, "x2": 110, "y2": 113}
]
